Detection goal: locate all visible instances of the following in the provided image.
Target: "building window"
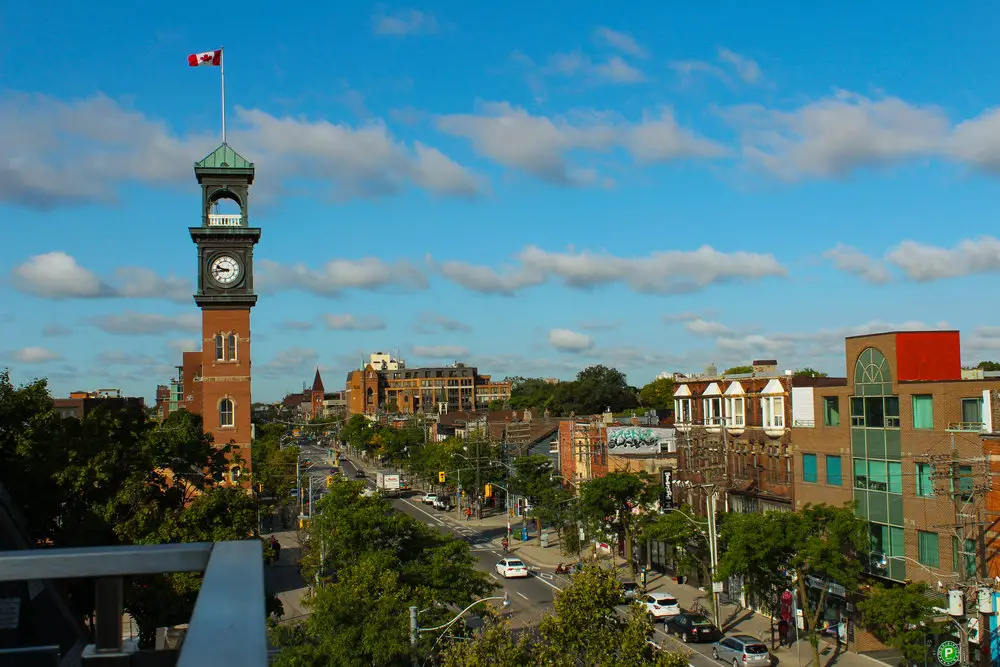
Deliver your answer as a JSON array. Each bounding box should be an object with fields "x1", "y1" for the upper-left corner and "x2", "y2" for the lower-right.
[
  {"x1": 917, "y1": 531, "x2": 940, "y2": 568},
  {"x1": 219, "y1": 398, "x2": 234, "y2": 427},
  {"x1": 675, "y1": 399, "x2": 692, "y2": 423},
  {"x1": 916, "y1": 463, "x2": 935, "y2": 497},
  {"x1": 762, "y1": 396, "x2": 784, "y2": 428},
  {"x1": 725, "y1": 396, "x2": 745, "y2": 426},
  {"x1": 826, "y1": 455, "x2": 842, "y2": 486},
  {"x1": 962, "y1": 398, "x2": 983, "y2": 426},
  {"x1": 823, "y1": 397, "x2": 840, "y2": 427},
  {"x1": 854, "y1": 458, "x2": 867, "y2": 488},
  {"x1": 868, "y1": 460, "x2": 887, "y2": 492},
  {"x1": 704, "y1": 397, "x2": 722, "y2": 425},
  {"x1": 215, "y1": 334, "x2": 225, "y2": 361},
  {"x1": 952, "y1": 465, "x2": 974, "y2": 502},
  {"x1": 888, "y1": 461, "x2": 902, "y2": 494},
  {"x1": 802, "y1": 454, "x2": 817, "y2": 483},
  {"x1": 850, "y1": 397, "x2": 865, "y2": 427},
  {"x1": 230, "y1": 466, "x2": 242, "y2": 483},
  {"x1": 226, "y1": 334, "x2": 237, "y2": 361},
  {"x1": 912, "y1": 395, "x2": 933, "y2": 429}
]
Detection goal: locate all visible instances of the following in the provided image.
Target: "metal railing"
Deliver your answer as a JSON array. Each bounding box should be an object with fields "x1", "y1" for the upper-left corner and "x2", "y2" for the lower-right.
[
  {"x1": 0, "y1": 541, "x2": 267, "y2": 666},
  {"x1": 207, "y1": 213, "x2": 242, "y2": 227}
]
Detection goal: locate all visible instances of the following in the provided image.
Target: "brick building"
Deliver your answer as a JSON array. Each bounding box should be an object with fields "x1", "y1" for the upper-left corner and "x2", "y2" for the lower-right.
[
  {"x1": 557, "y1": 416, "x2": 610, "y2": 485},
  {"x1": 53, "y1": 389, "x2": 145, "y2": 420}
]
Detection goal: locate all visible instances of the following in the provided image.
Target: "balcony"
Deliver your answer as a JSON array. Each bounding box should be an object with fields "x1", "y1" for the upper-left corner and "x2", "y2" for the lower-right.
[
  {"x1": 207, "y1": 214, "x2": 243, "y2": 227},
  {"x1": 0, "y1": 541, "x2": 267, "y2": 666}
]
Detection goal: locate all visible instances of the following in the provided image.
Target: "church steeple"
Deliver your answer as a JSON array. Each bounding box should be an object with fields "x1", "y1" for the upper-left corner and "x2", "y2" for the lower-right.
[{"x1": 312, "y1": 368, "x2": 325, "y2": 393}]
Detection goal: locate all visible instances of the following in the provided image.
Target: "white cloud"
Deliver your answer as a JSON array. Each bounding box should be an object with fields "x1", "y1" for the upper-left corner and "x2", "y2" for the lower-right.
[
  {"x1": 42, "y1": 324, "x2": 72, "y2": 337},
  {"x1": 260, "y1": 347, "x2": 319, "y2": 376},
  {"x1": 12, "y1": 251, "x2": 104, "y2": 298},
  {"x1": 372, "y1": 7, "x2": 438, "y2": 36},
  {"x1": 412, "y1": 345, "x2": 470, "y2": 358},
  {"x1": 725, "y1": 91, "x2": 950, "y2": 179},
  {"x1": 885, "y1": 237, "x2": 1000, "y2": 282},
  {"x1": 824, "y1": 236, "x2": 1000, "y2": 283},
  {"x1": 684, "y1": 319, "x2": 733, "y2": 336},
  {"x1": 88, "y1": 311, "x2": 201, "y2": 335},
  {"x1": 257, "y1": 257, "x2": 427, "y2": 296},
  {"x1": 434, "y1": 244, "x2": 784, "y2": 295},
  {"x1": 166, "y1": 339, "x2": 199, "y2": 354},
  {"x1": 593, "y1": 27, "x2": 648, "y2": 58},
  {"x1": 0, "y1": 92, "x2": 483, "y2": 210},
  {"x1": 414, "y1": 312, "x2": 472, "y2": 333},
  {"x1": 323, "y1": 314, "x2": 387, "y2": 331},
  {"x1": 8, "y1": 346, "x2": 61, "y2": 363},
  {"x1": 548, "y1": 329, "x2": 595, "y2": 353},
  {"x1": 11, "y1": 251, "x2": 192, "y2": 302},
  {"x1": 717, "y1": 48, "x2": 762, "y2": 84},
  {"x1": 822, "y1": 244, "x2": 892, "y2": 284},
  {"x1": 437, "y1": 102, "x2": 724, "y2": 184}
]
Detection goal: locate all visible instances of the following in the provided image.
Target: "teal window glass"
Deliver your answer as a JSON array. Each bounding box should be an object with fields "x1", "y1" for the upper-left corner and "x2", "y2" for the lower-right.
[
  {"x1": 851, "y1": 398, "x2": 865, "y2": 427},
  {"x1": 951, "y1": 465, "x2": 974, "y2": 501},
  {"x1": 912, "y1": 395, "x2": 934, "y2": 429},
  {"x1": 868, "y1": 460, "x2": 888, "y2": 492},
  {"x1": 826, "y1": 455, "x2": 843, "y2": 486},
  {"x1": 854, "y1": 458, "x2": 867, "y2": 488},
  {"x1": 918, "y1": 531, "x2": 940, "y2": 568},
  {"x1": 887, "y1": 462, "x2": 902, "y2": 494},
  {"x1": 823, "y1": 397, "x2": 841, "y2": 426},
  {"x1": 802, "y1": 454, "x2": 818, "y2": 483},
  {"x1": 916, "y1": 463, "x2": 934, "y2": 497}
]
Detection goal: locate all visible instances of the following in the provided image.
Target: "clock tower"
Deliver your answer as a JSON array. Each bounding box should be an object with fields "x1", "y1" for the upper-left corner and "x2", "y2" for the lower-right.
[{"x1": 190, "y1": 143, "x2": 260, "y2": 478}]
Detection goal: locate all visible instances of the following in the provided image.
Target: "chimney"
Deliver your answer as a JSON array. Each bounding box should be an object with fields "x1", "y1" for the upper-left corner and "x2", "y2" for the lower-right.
[{"x1": 752, "y1": 359, "x2": 779, "y2": 376}]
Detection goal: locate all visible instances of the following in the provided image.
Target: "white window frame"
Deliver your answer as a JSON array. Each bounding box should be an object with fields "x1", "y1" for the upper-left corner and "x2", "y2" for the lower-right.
[
  {"x1": 726, "y1": 396, "x2": 745, "y2": 426},
  {"x1": 226, "y1": 333, "x2": 238, "y2": 361},
  {"x1": 762, "y1": 396, "x2": 785, "y2": 428},
  {"x1": 219, "y1": 398, "x2": 235, "y2": 428},
  {"x1": 704, "y1": 397, "x2": 722, "y2": 425},
  {"x1": 215, "y1": 334, "x2": 225, "y2": 361},
  {"x1": 675, "y1": 398, "x2": 692, "y2": 423}
]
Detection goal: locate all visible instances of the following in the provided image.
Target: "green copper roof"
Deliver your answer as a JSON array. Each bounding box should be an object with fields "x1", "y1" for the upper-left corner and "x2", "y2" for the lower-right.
[{"x1": 195, "y1": 143, "x2": 253, "y2": 169}]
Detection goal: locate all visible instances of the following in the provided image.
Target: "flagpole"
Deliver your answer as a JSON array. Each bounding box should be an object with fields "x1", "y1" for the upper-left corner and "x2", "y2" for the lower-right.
[{"x1": 220, "y1": 46, "x2": 227, "y2": 144}]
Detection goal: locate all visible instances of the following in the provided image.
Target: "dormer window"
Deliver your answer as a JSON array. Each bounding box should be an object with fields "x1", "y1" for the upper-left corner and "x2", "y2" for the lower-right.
[
  {"x1": 675, "y1": 398, "x2": 692, "y2": 423},
  {"x1": 727, "y1": 396, "x2": 745, "y2": 426},
  {"x1": 763, "y1": 396, "x2": 785, "y2": 428}
]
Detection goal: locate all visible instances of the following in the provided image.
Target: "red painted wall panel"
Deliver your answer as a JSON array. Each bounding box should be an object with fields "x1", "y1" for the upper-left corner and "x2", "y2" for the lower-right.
[{"x1": 895, "y1": 331, "x2": 961, "y2": 381}]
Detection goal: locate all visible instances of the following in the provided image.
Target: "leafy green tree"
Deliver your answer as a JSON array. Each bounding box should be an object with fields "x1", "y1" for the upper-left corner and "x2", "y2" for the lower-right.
[
  {"x1": 794, "y1": 368, "x2": 828, "y2": 378},
  {"x1": 723, "y1": 365, "x2": 753, "y2": 374},
  {"x1": 0, "y1": 372, "x2": 261, "y2": 647},
  {"x1": 643, "y1": 505, "x2": 709, "y2": 582},
  {"x1": 977, "y1": 360, "x2": 1000, "y2": 372},
  {"x1": 579, "y1": 472, "x2": 656, "y2": 578},
  {"x1": 859, "y1": 582, "x2": 943, "y2": 664},
  {"x1": 440, "y1": 616, "x2": 533, "y2": 667},
  {"x1": 341, "y1": 413, "x2": 377, "y2": 452},
  {"x1": 573, "y1": 365, "x2": 638, "y2": 415},
  {"x1": 639, "y1": 377, "x2": 674, "y2": 411},
  {"x1": 250, "y1": 422, "x2": 299, "y2": 503}
]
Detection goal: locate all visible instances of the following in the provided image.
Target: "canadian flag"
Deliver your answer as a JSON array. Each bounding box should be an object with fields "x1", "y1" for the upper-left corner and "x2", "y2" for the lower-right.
[{"x1": 188, "y1": 49, "x2": 222, "y2": 67}]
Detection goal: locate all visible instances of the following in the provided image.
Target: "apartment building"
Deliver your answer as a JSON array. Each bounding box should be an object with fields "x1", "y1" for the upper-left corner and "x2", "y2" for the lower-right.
[
  {"x1": 793, "y1": 331, "x2": 1000, "y2": 587},
  {"x1": 53, "y1": 388, "x2": 146, "y2": 420},
  {"x1": 558, "y1": 416, "x2": 609, "y2": 485},
  {"x1": 672, "y1": 360, "x2": 843, "y2": 515},
  {"x1": 345, "y1": 353, "x2": 512, "y2": 417}
]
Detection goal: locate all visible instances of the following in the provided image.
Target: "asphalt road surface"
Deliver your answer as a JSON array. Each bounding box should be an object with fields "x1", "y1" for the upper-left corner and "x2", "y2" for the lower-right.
[{"x1": 337, "y1": 455, "x2": 720, "y2": 667}]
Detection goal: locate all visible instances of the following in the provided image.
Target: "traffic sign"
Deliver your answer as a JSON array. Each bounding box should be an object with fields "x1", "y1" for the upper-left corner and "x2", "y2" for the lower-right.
[{"x1": 937, "y1": 640, "x2": 960, "y2": 666}]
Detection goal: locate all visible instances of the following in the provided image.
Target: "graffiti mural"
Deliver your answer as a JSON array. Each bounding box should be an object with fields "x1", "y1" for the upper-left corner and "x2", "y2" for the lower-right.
[{"x1": 606, "y1": 426, "x2": 676, "y2": 455}]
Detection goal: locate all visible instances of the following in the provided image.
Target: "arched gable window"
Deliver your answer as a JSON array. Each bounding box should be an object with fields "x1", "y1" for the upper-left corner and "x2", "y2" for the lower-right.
[
  {"x1": 219, "y1": 398, "x2": 235, "y2": 427},
  {"x1": 226, "y1": 333, "x2": 238, "y2": 361},
  {"x1": 230, "y1": 466, "x2": 242, "y2": 483},
  {"x1": 215, "y1": 334, "x2": 225, "y2": 361},
  {"x1": 851, "y1": 347, "x2": 899, "y2": 428}
]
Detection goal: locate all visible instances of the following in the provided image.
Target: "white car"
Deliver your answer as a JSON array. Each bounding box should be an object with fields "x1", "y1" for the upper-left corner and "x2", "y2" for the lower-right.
[
  {"x1": 641, "y1": 592, "x2": 681, "y2": 620},
  {"x1": 422, "y1": 494, "x2": 438, "y2": 505},
  {"x1": 495, "y1": 558, "x2": 529, "y2": 578}
]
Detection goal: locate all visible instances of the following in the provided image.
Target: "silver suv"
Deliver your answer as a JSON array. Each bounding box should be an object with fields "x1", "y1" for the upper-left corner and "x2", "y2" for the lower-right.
[{"x1": 712, "y1": 635, "x2": 771, "y2": 667}]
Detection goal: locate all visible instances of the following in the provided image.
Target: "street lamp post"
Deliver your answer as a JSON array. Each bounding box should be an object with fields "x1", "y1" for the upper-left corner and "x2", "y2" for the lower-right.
[
  {"x1": 663, "y1": 499, "x2": 721, "y2": 630},
  {"x1": 409, "y1": 594, "x2": 510, "y2": 666}
]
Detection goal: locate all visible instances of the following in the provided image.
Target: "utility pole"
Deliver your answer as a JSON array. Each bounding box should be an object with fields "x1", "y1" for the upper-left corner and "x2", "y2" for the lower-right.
[
  {"x1": 296, "y1": 456, "x2": 302, "y2": 519},
  {"x1": 409, "y1": 605, "x2": 419, "y2": 667},
  {"x1": 706, "y1": 490, "x2": 721, "y2": 630}
]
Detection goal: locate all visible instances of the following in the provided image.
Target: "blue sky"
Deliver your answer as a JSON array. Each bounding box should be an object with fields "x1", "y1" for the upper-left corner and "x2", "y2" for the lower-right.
[{"x1": 4, "y1": 1, "x2": 1000, "y2": 403}]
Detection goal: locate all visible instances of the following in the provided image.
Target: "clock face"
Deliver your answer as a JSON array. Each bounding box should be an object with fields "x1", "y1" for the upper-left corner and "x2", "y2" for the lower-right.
[{"x1": 209, "y1": 255, "x2": 242, "y2": 286}]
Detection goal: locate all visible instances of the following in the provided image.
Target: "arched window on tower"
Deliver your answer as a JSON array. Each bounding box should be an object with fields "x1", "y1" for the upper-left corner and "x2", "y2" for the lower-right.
[
  {"x1": 215, "y1": 334, "x2": 225, "y2": 361},
  {"x1": 219, "y1": 398, "x2": 234, "y2": 428},
  {"x1": 226, "y1": 333, "x2": 238, "y2": 361}
]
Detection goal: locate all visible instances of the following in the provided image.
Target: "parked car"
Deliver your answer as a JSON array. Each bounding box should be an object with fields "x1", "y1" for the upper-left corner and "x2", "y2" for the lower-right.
[
  {"x1": 665, "y1": 613, "x2": 720, "y2": 643},
  {"x1": 712, "y1": 635, "x2": 772, "y2": 667},
  {"x1": 620, "y1": 581, "x2": 641, "y2": 603},
  {"x1": 433, "y1": 497, "x2": 452, "y2": 511},
  {"x1": 641, "y1": 592, "x2": 681, "y2": 621},
  {"x1": 354, "y1": 470, "x2": 366, "y2": 478},
  {"x1": 422, "y1": 494, "x2": 438, "y2": 505},
  {"x1": 495, "y1": 558, "x2": 529, "y2": 579}
]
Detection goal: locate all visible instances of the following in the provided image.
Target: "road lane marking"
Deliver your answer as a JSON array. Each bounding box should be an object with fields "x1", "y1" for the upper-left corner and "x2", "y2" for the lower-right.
[
  {"x1": 489, "y1": 573, "x2": 500, "y2": 581},
  {"x1": 399, "y1": 499, "x2": 446, "y2": 526},
  {"x1": 529, "y1": 572, "x2": 562, "y2": 592},
  {"x1": 517, "y1": 592, "x2": 529, "y2": 600}
]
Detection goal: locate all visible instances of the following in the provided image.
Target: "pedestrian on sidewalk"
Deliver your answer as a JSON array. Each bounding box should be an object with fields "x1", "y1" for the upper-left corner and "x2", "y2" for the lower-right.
[
  {"x1": 501, "y1": 536, "x2": 509, "y2": 553},
  {"x1": 465, "y1": 507, "x2": 472, "y2": 522},
  {"x1": 777, "y1": 619, "x2": 789, "y2": 648},
  {"x1": 270, "y1": 536, "x2": 281, "y2": 565}
]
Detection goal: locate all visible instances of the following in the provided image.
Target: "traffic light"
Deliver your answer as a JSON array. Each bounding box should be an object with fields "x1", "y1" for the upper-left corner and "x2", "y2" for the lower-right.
[
  {"x1": 438, "y1": 471, "x2": 446, "y2": 483},
  {"x1": 484, "y1": 483, "x2": 493, "y2": 498},
  {"x1": 326, "y1": 475, "x2": 333, "y2": 487}
]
